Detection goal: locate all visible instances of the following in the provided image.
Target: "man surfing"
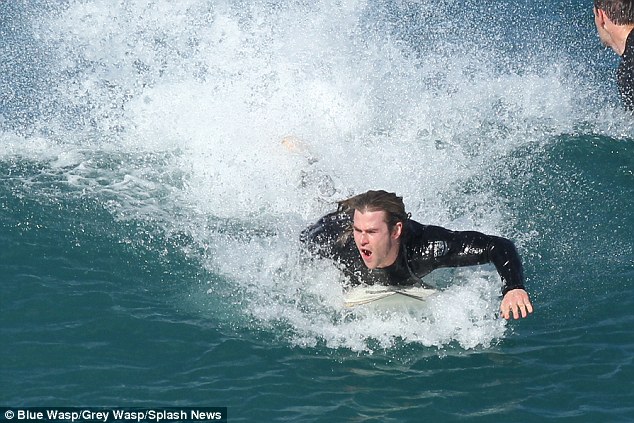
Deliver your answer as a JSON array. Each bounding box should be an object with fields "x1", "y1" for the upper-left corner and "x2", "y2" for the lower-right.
[{"x1": 301, "y1": 190, "x2": 533, "y2": 320}]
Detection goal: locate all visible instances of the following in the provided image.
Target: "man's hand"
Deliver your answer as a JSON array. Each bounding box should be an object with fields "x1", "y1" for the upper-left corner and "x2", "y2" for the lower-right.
[{"x1": 500, "y1": 288, "x2": 533, "y2": 320}]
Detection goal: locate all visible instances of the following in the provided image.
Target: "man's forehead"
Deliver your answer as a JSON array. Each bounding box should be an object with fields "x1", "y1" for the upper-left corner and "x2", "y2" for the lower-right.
[{"x1": 353, "y1": 209, "x2": 388, "y2": 225}]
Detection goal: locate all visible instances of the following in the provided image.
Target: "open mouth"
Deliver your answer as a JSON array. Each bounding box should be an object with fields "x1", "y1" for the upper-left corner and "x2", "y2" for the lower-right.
[{"x1": 360, "y1": 248, "x2": 372, "y2": 259}]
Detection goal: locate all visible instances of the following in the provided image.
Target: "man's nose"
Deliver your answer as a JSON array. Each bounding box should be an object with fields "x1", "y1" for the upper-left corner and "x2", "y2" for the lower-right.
[{"x1": 359, "y1": 233, "x2": 369, "y2": 244}]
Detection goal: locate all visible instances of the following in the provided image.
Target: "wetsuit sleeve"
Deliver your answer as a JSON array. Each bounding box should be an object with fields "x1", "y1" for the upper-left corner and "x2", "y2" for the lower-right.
[
  {"x1": 299, "y1": 211, "x2": 351, "y2": 260},
  {"x1": 414, "y1": 225, "x2": 525, "y2": 296}
]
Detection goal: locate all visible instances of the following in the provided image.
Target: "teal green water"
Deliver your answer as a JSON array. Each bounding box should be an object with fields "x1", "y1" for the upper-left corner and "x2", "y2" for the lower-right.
[
  {"x1": 3, "y1": 134, "x2": 632, "y2": 421},
  {"x1": 2, "y1": 0, "x2": 634, "y2": 421}
]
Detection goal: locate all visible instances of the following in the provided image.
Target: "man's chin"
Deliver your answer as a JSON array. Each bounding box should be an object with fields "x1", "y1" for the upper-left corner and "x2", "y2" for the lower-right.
[{"x1": 362, "y1": 259, "x2": 377, "y2": 269}]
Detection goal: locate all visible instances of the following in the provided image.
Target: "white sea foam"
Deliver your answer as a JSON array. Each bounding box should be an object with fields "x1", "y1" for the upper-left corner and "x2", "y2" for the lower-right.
[{"x1": 2, "y1": 0, "x2": 610, "y2": 351}]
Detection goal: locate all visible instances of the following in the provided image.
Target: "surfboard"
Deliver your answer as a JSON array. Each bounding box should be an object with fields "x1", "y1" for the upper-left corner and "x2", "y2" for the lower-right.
[{"x1": 343, "y1": 285, "x2": 437, "y2": 308}]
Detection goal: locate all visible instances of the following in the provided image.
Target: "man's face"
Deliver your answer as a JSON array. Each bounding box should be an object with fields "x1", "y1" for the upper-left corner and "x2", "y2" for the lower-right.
[
  {"x1": 352, "y1": 209, "x2": 402, "y2": 269},
  {"x1": 594, "y1": 7, "x2": 616, "y2": 51}
]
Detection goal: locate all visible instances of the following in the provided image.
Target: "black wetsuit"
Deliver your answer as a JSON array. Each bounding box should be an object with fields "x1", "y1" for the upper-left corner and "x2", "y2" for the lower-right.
[
  {"x1": 618, "y1": 29, "x2": 634, "y2": 110},
  {"x1": 300, "y1": 211, "x2": 525, "y2": 296}
]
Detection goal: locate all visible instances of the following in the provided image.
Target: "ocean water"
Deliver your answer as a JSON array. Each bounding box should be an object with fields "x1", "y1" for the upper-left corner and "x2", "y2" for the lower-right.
[{"x1": 1, "y1": 0, "x2": 633, "y2": 421}]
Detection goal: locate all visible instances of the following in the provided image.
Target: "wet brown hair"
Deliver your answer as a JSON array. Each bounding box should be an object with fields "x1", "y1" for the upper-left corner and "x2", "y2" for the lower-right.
[
  {"x1": 595, "y1": 0, "x2": 634, "y2": 25},
  {"x1": 338, "y1": 190, "x2": 409, "y2": 232}
]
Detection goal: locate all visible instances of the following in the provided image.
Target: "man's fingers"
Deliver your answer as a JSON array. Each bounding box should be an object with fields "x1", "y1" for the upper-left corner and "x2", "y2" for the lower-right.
[
  {"x1": 500, "y1": 304, "x2": 508, "y2": 320},
  {"x1": 511, "y1": 304, "x2": 520, "y2": 320},
  {"x1": 518, "y1": 299, "x2": 534, "y2": 316},
  {"x1": 500, "y1": 289, "x2": 534, "y2": 320},
  {"x1": 501, "y1": 300, "x2": 533, "y2": 320},
  {"x1": 501, "y1": 304, "x2": 513, "y2": 320}
]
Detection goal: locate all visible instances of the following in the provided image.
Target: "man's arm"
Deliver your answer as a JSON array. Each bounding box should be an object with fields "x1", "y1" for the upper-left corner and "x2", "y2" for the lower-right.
[
  {"x1": 453, "y1": 230, "x2": 533, "y2": 320},
  {"x1": 419, "y1": 226, "x2": 523, "y2": 291},
  {"x1": 299, "y1": 211, "x2": 351, "y2": 259},
  {"x1": 414, "y1": 225, "x2": 533, "y2": 319}
]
